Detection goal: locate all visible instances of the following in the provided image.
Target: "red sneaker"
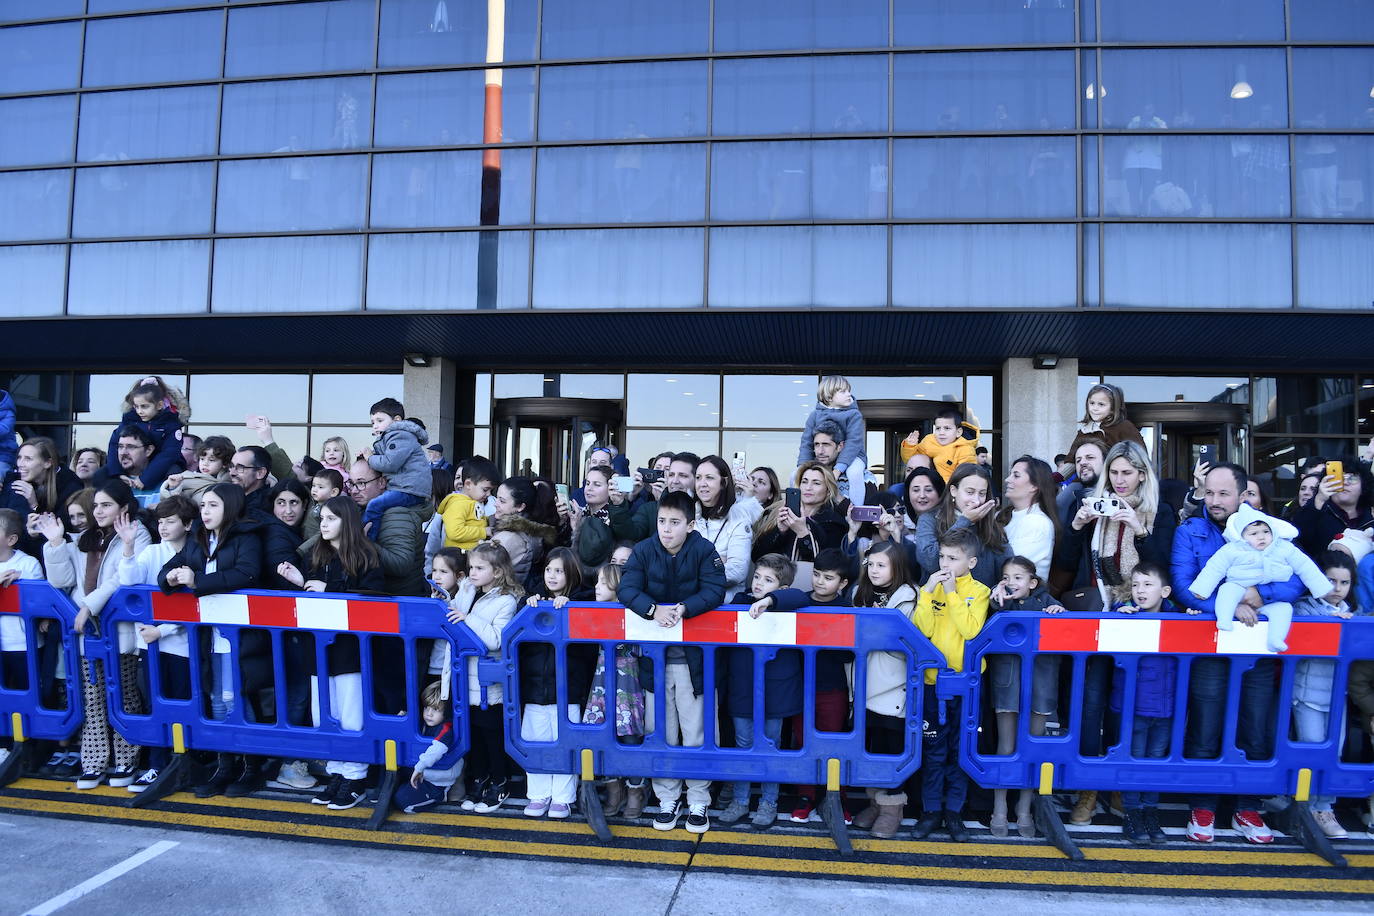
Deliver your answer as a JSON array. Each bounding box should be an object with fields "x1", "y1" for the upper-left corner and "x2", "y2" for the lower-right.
[
  {"x1": 1232, "y1": 810, "x2": 1273, "y2": 844},
  {"x1": 790, "y1": 798, "x2": 816, "y2": 823},
  {"x1": 1186, "y1": 808, "x2": 1215, "y2": 843}
]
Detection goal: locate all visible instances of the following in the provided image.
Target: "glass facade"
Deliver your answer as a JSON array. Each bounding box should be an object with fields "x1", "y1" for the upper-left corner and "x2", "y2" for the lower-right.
[{"x1": 0, "y1": 2, "x2": 1371, "y2": 317}]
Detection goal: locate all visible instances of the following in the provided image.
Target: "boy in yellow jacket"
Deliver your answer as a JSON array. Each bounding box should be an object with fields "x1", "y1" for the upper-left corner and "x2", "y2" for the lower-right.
[
  {"x1": 438, "y1": 457, "x2": 499, "y2": 550},
  {"x1": 910, "y1": 527, "x2": 989, "y2": 843},
  {"x1": 899, "y1": 406, "x2": 980, "y2": 483}
]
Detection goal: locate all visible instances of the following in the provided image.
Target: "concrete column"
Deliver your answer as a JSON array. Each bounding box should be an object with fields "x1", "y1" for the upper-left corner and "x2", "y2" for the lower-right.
[
  {"x1": 1001, "y1": 357, "x2": 1080, "y2": 466},
  {"x1": 402, "y1": 357, "x2": 458, "y2": 456}
]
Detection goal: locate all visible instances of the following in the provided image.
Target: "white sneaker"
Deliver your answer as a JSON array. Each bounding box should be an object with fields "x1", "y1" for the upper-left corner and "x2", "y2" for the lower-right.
[
  {"x1": 273, "y1": 760, "x2": 317, "y2": 790},
  {"x1": 128, "y1": 769, "x2": 159, "y2": 793},
  {"x1": 1312, "y1": 809, "x2": 1348, "y2": 839},
  {"x1": 0, "y1": 748, "x2": 10, "y2": 766}
]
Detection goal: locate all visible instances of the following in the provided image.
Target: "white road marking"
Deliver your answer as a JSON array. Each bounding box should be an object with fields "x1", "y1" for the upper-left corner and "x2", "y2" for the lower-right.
[{"x1": 22, "y1": 840, "x2": 179, "y2": 916}]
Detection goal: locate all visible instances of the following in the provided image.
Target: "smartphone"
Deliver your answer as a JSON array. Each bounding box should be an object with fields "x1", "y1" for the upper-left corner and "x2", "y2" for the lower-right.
[
  {"x1": 612, "y1": 475, "x2": 635, "y2": 494},
  {"x1": 243, "y1": 413, "x2": 264, "y2": 428},
  {"x1": 731, "y1": 450, "x2": 748, "y2": 480},
  {"x1": 555, "y1": 483, "x2": 569, "y2": 502},
  {"x1": 784, "y1": 487, "x2": 802, "y2": 516},
  {"x1": 426, "y1": 578, "x2": 451, "y2": 602},
  {"x1": 851, "y1": 505, "x2": 882, "y2": 523},
  {"x1": 1198, "y1": 444, "x2": 1217, "y2": 468},
  {"x1": 641, "y1": 469, "x2": 664, "y2": 484},
  {"x1": 1327, "y1": 460, "x2": 1345, "y2": 491}
]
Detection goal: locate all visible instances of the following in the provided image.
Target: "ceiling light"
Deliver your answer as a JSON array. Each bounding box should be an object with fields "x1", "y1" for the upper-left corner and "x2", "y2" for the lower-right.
[
  {"x1": 403, "y1": 353, "x2": 431, "y2": 367},
  {"x1": 1084, "y1": 83, "x2": 1106, "y2": 100},
  {"x1": 665, "y1": 378, "x2": 677, "y2": 382},
  {"x1": 1033, "y1": 353, "x2": 1060, "y2": 370},
  {"x1": 1230, "y1": 65, "x2": 1253, "y2": 100},
  {"x1": 683, "y1": 392, "x2": 694, "y2": 396}
]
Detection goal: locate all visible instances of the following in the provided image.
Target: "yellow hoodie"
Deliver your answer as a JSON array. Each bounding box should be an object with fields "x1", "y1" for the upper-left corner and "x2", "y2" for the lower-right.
[
  {"x1": 899, "y1": 422, "x2": 981, "y2": 482},
  {"x1": 912, "y1": 573, "x2": 990, "y2": 684},
  {"x1": 437, "y1": 491, "x2": 487, "y2": 550}
]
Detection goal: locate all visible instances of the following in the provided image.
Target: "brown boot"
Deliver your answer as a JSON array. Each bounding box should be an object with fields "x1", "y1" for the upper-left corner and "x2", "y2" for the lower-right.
[
  {"x1": 623, "y1": 782, "x2": 647, "y2": 819},
  {"x1": 603, "y1": 779, "x2": 626, "y2": 817},
  {"x1": 870, "y1": 803, "x2": 904, "y2": 839},
  {"x1": 1070, "y1": 790, "x2": 1098, "y2": 825}
]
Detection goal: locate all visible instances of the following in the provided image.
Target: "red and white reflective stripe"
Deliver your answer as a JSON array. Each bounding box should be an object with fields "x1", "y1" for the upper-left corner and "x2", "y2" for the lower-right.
[
  {"x1": 1038, "y1": 617, "x2": 1341, "y2": 657},
  {"x1": 566, "y1": 605, "x2": 856, "y2": 647},
  {"x1": 151, "y1": 591, "x2": 402, "y2": 634}
]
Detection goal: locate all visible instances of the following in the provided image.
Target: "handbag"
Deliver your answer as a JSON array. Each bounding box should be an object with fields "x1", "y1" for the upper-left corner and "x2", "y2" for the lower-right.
[{"x1": 789, "y1": 529, "x2": 816, "y2": 592}]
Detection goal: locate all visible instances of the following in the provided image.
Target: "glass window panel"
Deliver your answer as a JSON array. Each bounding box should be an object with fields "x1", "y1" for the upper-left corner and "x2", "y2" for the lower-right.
[
  {"x1": 709, "y1": 226, "x2": 887, "y2": 308},
  {"x1": 1104, "y1": 224, "x2": 1292, "y2": 309},
  {"x1": 724, "y1": 376, "x2": 817, "y2": 428},
  {"x1": 540, "y1": 0, "x2": 706, "y2": 59},
  {"x1": 306, "y1": 425, "x2": 370, "y2": 460},
  {"x1": 711, "y1": 140, "x2": 887, "y2": 220},
  {"x1": 533, "y1": 228, "x2": 703, "y2": 309},
  {"x1": 1105, "y1": 376, "x2": 1248, "y2": 406},
  {"x1": 894, "y1": 137, "x2": 1074, "y2": 219},
  {"x1": 73, "y1": 163, "x2": 214, "y2": 237},
  {"x1": 312, "y1": 373, "x2": 403, "y2": 424},
  {"x1": 894, "y1": 0, "x2": 1074, "y2": 46},
  {"x1": 366, "y1": 231, "x2": 530, "y2": 310},
  {"x1": 226, "y1": 0, "x2": 374, "y2": 78},
  {"x1": 555, "y1": 375, "x2": 625, "y2": 399},
  {"x1": 371, "y1": 150, "x2": 532, "y2": 227},
  {"x1": 850, "y1": 375, "x2": 964, "y2": 402},
  {"x1": 1362, "y1": 379, "x2": 1374, "y2": 443},
  {"x1": 0, "y1": 169, "x2": 70, "y2": 242},
  {"x1": 0, "y1": 244, "x2": 65, "y2": 316},
  {"x1": 473, "y1": 373, "x2": 492, "y2": 424},
  {"x1": 492, "y1": 374, "x2": 543, "y2": 398},
  {"x1": 1081, "y1": 50, "x2": 1099, "y2": 129},
  {"x1": 721, "y1": 430, "x2": 805, "y2": 480},
  {"x1": 1297, "y1": 225, "x2": 1374, "y2": 310},
  {"x1": 375, "y1": 69, "x2": 536, "y2": 147},
  {"x1": 713, "y1": 55, "x2": 887, "y2": 137},
  {"x1": 536, "y1": 144, "x2": 704, "y2": 224},
  {"x1": 190, "y1": 374, "x2": 309, "y2": 424},
  {"x1": 1102, "y1": 135, "x2": 1289, "y2": 218},
  {"x1": 83, "y1": 11, "x2": 224, "y2": 86},
  {"x1": 1, "y1": 372, "x2": 74, "y2": 423},
  {"x1": 1252, "y1": 436, "x2": 1356, "y2": 503},
  {"x1": 0, "y1": 96, "x2": 76, "y2": 167},
  {"x1": 1296, "y1": 136, "x2": 1374, "y2": 219},
  {"x1": 379, "y1": 0, "x2": 538, "y2": 66},
  {"x1": 894, "y1": 51, "x2": 1074, "y2": 132},
  {"x1": 68, "y1": 240, "x2": 209, "y2": 315},
  {"x1": 221, "y1": 77, "x2": 372, "y2": 154},
  {"x1": 716, "y1": 0, "x2": 886, "y2": 52},
  {"x1": 1251, "y1": 377, "x2": 1354, "y2": 435},
  {"x1": 627, "y1": 375, "x2": 719, "y2": 427},
  {"x1": 1292, "y1": 49, "x2": 1374, "y2": 132},
  {"x1": 1083, "y1": 135, "x2": 1099, "y2": 216},
  {"x1": 1084, "y1": 223, "x2": 1100, "y2": 307},
  {"x1": 78, "y1": 87, "x2": 219, "y2": 161},
  {"x1": 216, "y1": 156, "x2": 368, "y2": 232},
  {"x1": 626, "y1": 429, "x2": 721, "y2": 461},
  {"x1": 2, "y1": 1, "x2": 85, "y2": 21},
  {"x1": 75, "y1": 374, "x2": 189, "y2": 424},
  {"x1": 1100, "y1": 0, "x2": 1282, "y2": 41},
  {"x1": 0, "y1": 21, "x2": 80, "y2": 92},
  {"x1": 71, "y1": 423, "x2": 111, "y2": 453},
  {"x1": 1101, "y1": 49, "x2": 1288, "y2": 130},
  {"x1": 894, "y1": 225, "x2": 1074, "y2": 308},
  {"x1": 539, "y1": 61, "x2": 707, "y2": 141},
  {"x1": 1291, "y1": 0, "x2": 1374, "y2": 41},
  {"x1": 212, "y1": 236, "x2": 363, "y2": 313},
  {"x1": 966, "y1": 375, "x2": 993, "y2": 432}
]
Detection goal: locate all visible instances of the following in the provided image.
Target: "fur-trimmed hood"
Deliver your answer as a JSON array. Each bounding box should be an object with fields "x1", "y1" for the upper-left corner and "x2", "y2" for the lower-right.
[{"x1": 490, "y1": 512, "x2": 559, "y2": 544}]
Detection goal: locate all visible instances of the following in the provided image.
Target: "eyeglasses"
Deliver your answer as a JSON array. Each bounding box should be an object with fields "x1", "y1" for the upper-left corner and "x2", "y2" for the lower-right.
[
  {"x1": 229, "y1": 463, "x2": 260, "y2": 472},
  {"x1": 346, "y1": 476, "x2": 382, "y2": 491}
]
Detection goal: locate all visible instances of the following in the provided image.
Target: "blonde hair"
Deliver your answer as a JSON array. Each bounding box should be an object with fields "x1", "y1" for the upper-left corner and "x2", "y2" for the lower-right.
[
  {"x1": 319, "y1": 436, "x2": 351, "y2": 464},
  {"x1": 753, "y1": 461, "x2": 839, "y2": 543},
  {"x1": 1093, "y1": 440, "x2": 1160, "y2": 532},
  {"x1": 597, "y1": 562, "x2": 622, "y2": 593},
  {"x1": 817, "y1": 375, "x2": 852, "y2": 406},
  {"x1": 469, "y1": 541, "x2": 524, "y2": 599},
  {"x1": 421, "y1": 680, "x2": 446, "y2": 711}
]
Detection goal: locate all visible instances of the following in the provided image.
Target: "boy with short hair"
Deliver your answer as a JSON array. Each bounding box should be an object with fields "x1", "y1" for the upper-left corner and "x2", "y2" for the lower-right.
[
  {"x1": 618, "y1": 490, "x2": 727, "y2": 835},
  {"x1": 750, "y1": 547, "x2": 855, "y2": 823},
  {"x1": 363, "y1": 397, "x2": 432, "y2": 542},
  {"x1": 900, "y1": 407, "x2": 980, "y2": 483},
  {"x1": 1110, "y1": 562, "x2": 1196, "y2": 845},
  {"x1": 395, "y1": 681, "x2": 464, "y2": 813},
  {"x1": 911, "y1": 527, "x2": 990, "y2": 841},
  {"x1": 305, "y1": 469, "x2": 345, "y2": 541},
  {"x1": 438, "y1": 457, "x2": 500, "y2": 550}
]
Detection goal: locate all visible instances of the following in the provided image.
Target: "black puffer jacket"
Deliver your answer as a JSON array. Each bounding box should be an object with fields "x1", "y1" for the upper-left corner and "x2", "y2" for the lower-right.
[
  {"x1": 158, "y1": 517, "x2": 264, "y2": 596},
  {"x1": 519, "y1": 585, "x2": 598, "y2": 706}
]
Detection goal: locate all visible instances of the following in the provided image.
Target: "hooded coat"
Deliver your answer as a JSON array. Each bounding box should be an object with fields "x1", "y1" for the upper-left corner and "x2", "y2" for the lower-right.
[
  {"x1": 102, "y1": 407, "x2": 187, "y2": 490},
  {"x1": 369, "y1": 419, "x2": 432, "y2": 500},
  {"x1": 488, "y1": 513, "x2": 558, "y2": 586},
  {"x1": 1189, "y1": 503, "x2": 1332, "y2": 600}
]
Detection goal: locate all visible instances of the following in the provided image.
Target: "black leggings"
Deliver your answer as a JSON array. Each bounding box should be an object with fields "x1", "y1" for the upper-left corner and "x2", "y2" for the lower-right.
[{"x1": 467, "y1": 703, "x2": 509, "y2": 784}]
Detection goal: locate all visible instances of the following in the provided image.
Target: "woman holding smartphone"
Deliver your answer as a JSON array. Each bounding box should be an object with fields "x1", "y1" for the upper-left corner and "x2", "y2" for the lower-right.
[
  {"x1": 751, "y1": 462, "x2": 847, "y2": 564},
  {"x1": 1293, "y1": 456, "x2": 1373, "y2": 558}
]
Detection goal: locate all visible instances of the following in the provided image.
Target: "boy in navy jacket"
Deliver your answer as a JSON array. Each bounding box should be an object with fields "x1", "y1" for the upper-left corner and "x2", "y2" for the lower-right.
[{"x1": 617, "y1": 490, "x2": 726, "y2": 835}]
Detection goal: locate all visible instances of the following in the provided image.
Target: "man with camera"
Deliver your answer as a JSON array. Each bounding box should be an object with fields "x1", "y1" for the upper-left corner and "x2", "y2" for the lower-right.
[
  {"x1": 1055, "y1": 437, "x2": 1106, "y2": 529},
  {"x1": 609, "y1": 451, "x2": 699, "y2": 542}
]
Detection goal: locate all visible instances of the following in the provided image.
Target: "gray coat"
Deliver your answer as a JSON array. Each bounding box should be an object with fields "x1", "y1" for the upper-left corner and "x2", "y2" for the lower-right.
[
  {"x1": 799, "y1": 401, "x2": 866, "y2": 472},
  {"x1": 1292, "y1": 595, "x2": 1355, "y2": 711},
  {"x1": 369, "y1": 419, "x2": 432, "y2": 499}
]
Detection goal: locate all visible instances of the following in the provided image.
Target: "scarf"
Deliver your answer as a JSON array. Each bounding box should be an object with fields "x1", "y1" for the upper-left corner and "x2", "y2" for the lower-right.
[
  {"x1": 83, "y1": 531, "x2": 112, "y2": 596},
  {"x1": 1092, "y1": 491, "x2": 1150, "y2": 602},
  {"x1": 1077, "y1": 420, "x2": 1103, "y2": 435}
]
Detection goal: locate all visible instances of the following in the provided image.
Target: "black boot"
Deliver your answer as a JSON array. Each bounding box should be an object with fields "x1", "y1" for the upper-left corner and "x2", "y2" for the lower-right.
[
  {"x1": 194, "y1": 753, "x2": 240, "y2": 799},
  {"x1": 944, "y1": 810, "x2": 970, "y2": 843},
  {"x1": 225, "y1": 755, "x2": 266, "y2": 798},
  {"x1": 911, "y1": 811, "x2": 941, "y2": 839}
]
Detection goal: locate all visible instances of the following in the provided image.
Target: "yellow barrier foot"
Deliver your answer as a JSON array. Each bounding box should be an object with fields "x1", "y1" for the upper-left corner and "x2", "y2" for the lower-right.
[
  {"x1": 365, "y1": 770, "x2": 398, "y2": 831},
  {"x1": 1274, "y1": 801, "x2": 1347, "y2": 868},
  {"x1": 0, "y1": 739, "x2": 30, "y2": 789},
  {"x1": 1032, "y1": 795, "x2": 1083, "y2": 861},
  {"x1": 579, "y1": 779, "x2": 614, "y2": 843},
  {"x1": 818, "y1": 792, "x2": 854, "y2": 856},
  {"x1": 129, "y1": 754, "x2": 188, "y2": 808}
]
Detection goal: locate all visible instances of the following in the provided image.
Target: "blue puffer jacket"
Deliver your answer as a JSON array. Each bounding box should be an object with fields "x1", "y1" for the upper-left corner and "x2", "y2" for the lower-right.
[
  {"x1": 369, "y1": 420, "x2": 431, "y2": 499},
  {"x1": 1109, "y1": 598, "x2": 1182, "y2": 719},
  {"x1": 103, "y1": 407, "x2": 186, "y2": 489},
  {"x1": 0, "y1": 388, "x2": 15, "y2": 471}
]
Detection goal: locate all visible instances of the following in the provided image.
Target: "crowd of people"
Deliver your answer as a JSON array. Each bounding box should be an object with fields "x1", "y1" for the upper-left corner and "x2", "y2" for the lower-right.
[{"x1": 2, "y1": 375, "x2": 1373, "y2": 846}]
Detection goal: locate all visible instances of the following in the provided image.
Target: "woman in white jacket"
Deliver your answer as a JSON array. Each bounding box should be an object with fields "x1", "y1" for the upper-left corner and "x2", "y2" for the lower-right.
[
  {"x1": 694, "y1": 456, "x2": 754, "y2": 592},
  {"x1": 999, "y1": 456, "x2": 1059, "y2": 580},
  {"x1": 446, "y1": 541, "x2": 520, "y2": 815},
  {"x1": 40, "y1": 480, "x2": 149, "y2": 790}
]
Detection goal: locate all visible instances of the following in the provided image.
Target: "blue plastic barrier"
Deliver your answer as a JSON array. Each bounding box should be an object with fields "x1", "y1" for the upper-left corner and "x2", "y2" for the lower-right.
[
  {"x1": 946, "y1": 610, "x2": 1369, "y2": 863},
  {"x1": 501, "y1": 600, "x2": 945, "y2": 851},
  {"x1": 97, "y1": 586, "x2": 487, "y2": 825},
  {"x1": 0, "y1": 579, "x2": 82, "y2": 786}
]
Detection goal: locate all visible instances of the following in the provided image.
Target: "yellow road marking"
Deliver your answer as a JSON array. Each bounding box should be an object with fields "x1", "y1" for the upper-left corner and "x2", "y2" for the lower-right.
[
  {"x1": 0, "y1": 796, "x2": 691, "y2": 866},
  {"x1": 689, "y1": 853, "x2": 1374, "y2": 893}
]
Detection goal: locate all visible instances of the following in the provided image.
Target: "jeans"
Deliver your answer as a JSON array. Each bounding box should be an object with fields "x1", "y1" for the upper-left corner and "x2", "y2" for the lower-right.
[
  {"x1": 1185, "y1": 657, "x2": 1276, "y2": 812},
  {"x1": 1122, "y1": 715, "x2": 1172, "y2": 809},
  {"x1": 920, "y1": 684, "x2": 967, "y2": 814},
  {"x1": 731, "y1": 715, "x2": 783, "y2": 805},
  {"x1": 210, "y1": 651, "x2": 235, "y2": 721},
  {"x1": 839, "y1": 459, "x2": 867, "y2": 507},
  {"x1": 362, "y1": 489, "x2": 424, "y2": 542},
  {"x1": 1080, "y1": 655, "x2": 1117, "y2": 757},
  {"x1": 1292, "y1": 701, "x2": 1336, "y2": 810}
]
